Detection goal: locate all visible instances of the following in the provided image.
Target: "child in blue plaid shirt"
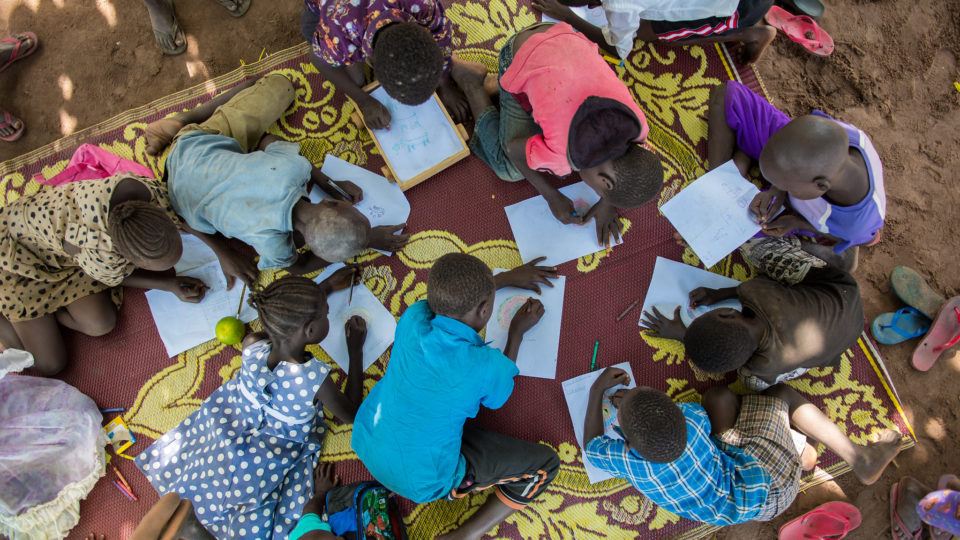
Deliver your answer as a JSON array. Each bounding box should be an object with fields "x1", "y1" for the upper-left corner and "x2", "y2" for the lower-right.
[{"x1": 584, "y1": 368, "x2": 904, "y2": 526}]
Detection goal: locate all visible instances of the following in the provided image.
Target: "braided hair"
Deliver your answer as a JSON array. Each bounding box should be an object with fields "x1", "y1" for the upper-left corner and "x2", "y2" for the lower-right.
[
  {"x1": 248, "y1": 276, "x2": 326, "y2": 342},
  {"x1": 108, "y1": 201, "x2": 181, "y2": 267}
]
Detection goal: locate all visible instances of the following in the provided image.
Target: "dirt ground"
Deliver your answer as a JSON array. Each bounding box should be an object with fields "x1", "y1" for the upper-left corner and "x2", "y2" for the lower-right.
[{"x1": 1, "y1": 0, "x2": 958, "y2": 538}]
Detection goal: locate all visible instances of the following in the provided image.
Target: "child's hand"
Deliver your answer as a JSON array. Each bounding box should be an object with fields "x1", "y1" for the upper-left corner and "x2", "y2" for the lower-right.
[
  {"x1": 749, "y1": 188, "x2": 786, "y2": 224},
  {"x1": 368, "y1": 224, "x2": 410, "y2": 252},
  {"x1": 761, "y1": 214, "x2": 806, "y2": 237},
  {"x1": 508, "y1": 298, "x2": 545, "y2": 336},
  {"x1": 585, "y1": 199, "x2": 622, "y2": 246},
  {"x1": 546, "y1": 193, "x2": 584, "y2": 225},
  {"x1": 217, "y1": 249, "x2": 258, "y2": 290},
  {"x1": 496, "y1": 256, "x2": 558, "y2": 294},
  {"x1": 345, "y1": 315, "x2": 367, "y2": 353},
  {"x1": 332, "y1": 180, "x2": 363, "y2": 203},
  {"x1": 531, "y1": 0, "x2": 575, "y2": 22},
  {"x1": 313, "y1": 461, "x2": 340, "y2": 495},
  {"x1": 323, "y1": 264, "x2": 362, "y2": 293},
  {"x1": 168, "y1": 276, "x2": 208, "y2": 303},
  {"x1": 689, "y1": 287, "x2": 722, "y2": 308},
  {"x1": 609, "y1": 388, "x2": 629, "y2": 408},
  {"x1": 592, "y1": 367, "x2": 630, "y2": 393},
  {"x1": 360, "y1": 97, "x2": 392, "y2": 130},
  {"x1": 145, "y1": 117, "x2": 185, "y2": 156},
  {"x1": 640, "y1": 306, "x2": 687, "y2": 341}
]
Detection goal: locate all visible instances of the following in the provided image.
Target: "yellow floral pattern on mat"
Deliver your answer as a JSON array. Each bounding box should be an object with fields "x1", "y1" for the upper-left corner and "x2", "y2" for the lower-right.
[{"x1": 0, "y1": 1, "x2": 913, "y2": 538}]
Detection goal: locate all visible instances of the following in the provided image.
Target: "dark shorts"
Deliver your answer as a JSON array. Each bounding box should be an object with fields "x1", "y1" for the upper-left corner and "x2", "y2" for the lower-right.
[
  {"x1": 650, "y1": 0, "x2": 774, "y2": 42},
  {"x1": 448, "y1": 427, "x2": 559, "y2": 509}
]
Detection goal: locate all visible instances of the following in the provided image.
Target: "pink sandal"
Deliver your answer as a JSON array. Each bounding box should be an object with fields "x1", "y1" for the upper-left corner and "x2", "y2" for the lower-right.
[
  {"x1": 779, "y1": 501, "x2": 862, "y2": 539},
  {"x1": 0, "y1": 32, "x2": 39, "y2": 73},
  {"x1": 0, "y1": 111, "x2": 24, "y2": 142},
  {"x1": 912, "y1": 296, "x2": 960, "y2": 371},
  {"x1": 765, "y1": 6, "x2": 835, "y2": 57}
]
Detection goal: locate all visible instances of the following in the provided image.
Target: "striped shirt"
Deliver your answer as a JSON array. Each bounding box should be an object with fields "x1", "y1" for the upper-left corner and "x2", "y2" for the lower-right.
[{"x1": 584, "y1": 403, "x2": 771, "y2": 526}]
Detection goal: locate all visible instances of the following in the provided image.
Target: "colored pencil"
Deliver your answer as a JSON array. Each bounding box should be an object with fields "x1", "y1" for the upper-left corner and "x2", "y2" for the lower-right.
[
  {"x1": 616, "y1": 299, "x2": 640, "y2": 322},
  {"x1": 236, "y1": 283, "x2": 247, "y2": 318},
  {"x1": 115, "y1": 452, "x2": 135, "y2": 461},
  {"x1": 113, "y1": 480, "x2": 137, "y2": 501},
  {"x1": 590, "y1": 340, "x2": 599, "y2": 371},
  {"x1": 327, "y1": 180, "x2": 352, "y2": 202},
  {"x1": 99, "y1": 407, "x2": 126, "y2": 414},
  {"x1": 112, "y1": 465, "x2": 134, "y2": 494},
  {"x1": 347, "y1": 264, "x2": 357, "y2": 306}
]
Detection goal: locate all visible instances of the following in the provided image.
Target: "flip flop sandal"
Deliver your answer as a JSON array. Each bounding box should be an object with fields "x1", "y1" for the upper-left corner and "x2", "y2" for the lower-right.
[
  {"x1": 890, "y1": 478, "x2": 925, "y2": 540},
  {"x1": 912, "y1": 296, "x2": 960, "y2": 371},
  {"x1": 778, "y1": 501, "x2": 862, "y2": 539},
  {"x1": 765, "y1": 5, "x2": 835, "y2": 57},
  {"x1": 779, "y1": 0, "x2": 826, "y2": 19},
  {"x1": 215, "y1": 0, "x2": 251, "y2": 18},
  {"x1": 0, "y1": 111, "x2": 25, "y2": 142},
  {"x1": 0, "y1": 32, "x2": 39, "y2": 73},
  {"x1": 892, "y1": 266, "x2": 946, "y2": 320},
  {"x1": 872, "y1": 307, "x2": 932, "y2": 345}
]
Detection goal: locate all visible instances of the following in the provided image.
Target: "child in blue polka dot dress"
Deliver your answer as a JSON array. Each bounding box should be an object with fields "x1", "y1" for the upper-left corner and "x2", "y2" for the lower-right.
[{"x1": 136, "y1": 269, "x2": 367, "y2": 539}]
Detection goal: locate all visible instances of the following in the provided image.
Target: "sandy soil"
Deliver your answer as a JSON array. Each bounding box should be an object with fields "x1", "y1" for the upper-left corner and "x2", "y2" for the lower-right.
[{"x1": 1, "y1": 0, "x2": 958, "y2": 538}]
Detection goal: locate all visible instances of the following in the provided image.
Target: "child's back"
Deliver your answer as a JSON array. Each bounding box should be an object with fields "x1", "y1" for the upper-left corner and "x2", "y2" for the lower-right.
[{"x1": 352, "y1": 300, "x2": 518, "y2": 502}]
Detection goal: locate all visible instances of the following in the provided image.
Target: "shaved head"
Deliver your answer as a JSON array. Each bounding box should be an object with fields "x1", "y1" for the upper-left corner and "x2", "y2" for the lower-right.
[
  {"x1": 759, "y1": 115, "x2": 850, "y2": 199},
  {"x1": 302, "y1": 202, "x2": 370, "y2": 262}
]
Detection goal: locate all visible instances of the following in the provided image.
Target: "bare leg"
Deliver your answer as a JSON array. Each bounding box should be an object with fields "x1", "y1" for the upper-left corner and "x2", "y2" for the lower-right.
[
  {"x1": 10, "y1": 315, "x2": 67, "y2": 376},
  {"x1": 344, "y1": 63, "x2": 366, "y2": 87},
  {"x1": 56, "y1": 291, "x2": 117, "y2": 337},
  {"x1": 764, "y1": 384, "x2": 902, "y2": 485},
  {"x1": 707, "y1": 83, "x2": 738, "y2": 170},
  {"x1": 639, "y1": 20, "x2": 777, "y2": 64},
  {"x1": 436, "y1": 495, "x2": 517, "y2": 540},
  {"x1": 450, "y1": 58, "x2": 493, "y2": 124},
  {"x1": 800, "y1": 242, "x2": 859, "y2": 273},
  {"x1": 702, "y1": 386, "x2": 741, "y2": 434},
  {"x1": 0, "y1": 316, "x2": 22, "y2": 349},
  {"x1": 143, "y1": 0, "x2": 186, "y2": 55}
]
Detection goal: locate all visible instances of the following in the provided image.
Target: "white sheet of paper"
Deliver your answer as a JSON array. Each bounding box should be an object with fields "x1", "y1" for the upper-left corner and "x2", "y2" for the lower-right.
[
  {"x1": 484, "y1": 274, "x2": 566, "y2": 379},
  {"x1": 314, "y1": 264, "x2": 396, "y2": 375},
  {"x1": 368, "y1": 86, "x2": 465, "y2": 183},
  {"x1": 660, "y1": 160, "x2": 762, "y2": 268},
  {"x1": 146, "y1": 235, "x2": 258, "y2": 357},
  {"x1": 562, "y1": 361, "x2": 637, "y2": 484},
  {"x1": 639, "y1": 257, "x2": 742, "y2": 328},
  {"x1": 309, "y1": 155, "x2": 411, "y2": 255},
  {"x1": 504, "y1": 182, "x2": 623, "y2": 266},
  {"x1": 542, "y1": 6, "x2": 607, "y2": 27}
]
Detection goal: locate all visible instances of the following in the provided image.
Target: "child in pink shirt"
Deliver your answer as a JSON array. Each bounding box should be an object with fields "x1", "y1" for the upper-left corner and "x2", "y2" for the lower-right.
[{"x1": 451, "y1": 22, "x2": 664, "y2": 245}]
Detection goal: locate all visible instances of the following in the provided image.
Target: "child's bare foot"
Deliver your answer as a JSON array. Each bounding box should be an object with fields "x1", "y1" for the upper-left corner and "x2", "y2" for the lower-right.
[
  {"x1": 145, "y1": 116, "x2": 186, "y2": 155},
  {"x1": 740, "y1": 24, "x2": 777, "y2": 64},
  {"x1": 852, "y1": 429, "x2": 903, "y2": 485},
  {"x1": 0, "y1": 111, "x2": 25, "y2": 142},
  {"x1": 451, "y1": 58, "x2": 489, "y2": 96},
  {"x1": 800, "y1": 442, "x2": 818, "y2": 471},
  {"x1": 483, "y1": 73, "x2": 499, "y2": 97},
  {"x1": 144, "y1": 0, "x2": 186, "y2": 55}
]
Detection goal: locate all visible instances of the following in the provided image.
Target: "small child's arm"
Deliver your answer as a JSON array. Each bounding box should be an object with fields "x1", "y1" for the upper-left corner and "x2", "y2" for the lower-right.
[
  {"x1": 689, "y1": 286, "x2": 739, "y2": 308},
  {"x1": 584, "y1": 367, "x2": 630, "y2": 442},
  {"x1": 531, "y1": 0, "x2": 619, "y2": 57},
  {"x1": 505, "y1": 138, "x2": 584, "y2": 225},
  {"x1": 317, "y1": 315, "x2": 366, "y2": 423},
  {"x1": 640, "y1": 306, "x2": 687, "y2": 341}
]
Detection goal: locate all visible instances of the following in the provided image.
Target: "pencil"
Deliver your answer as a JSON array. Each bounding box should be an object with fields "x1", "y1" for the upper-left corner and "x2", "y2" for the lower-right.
[
  {"x1": 590, "y1": 340, "x2": 599, "y2": 371},
  {"x1": 112, "y1": 465, "x2": 134, "y2": 494},
  {"x1": 347, "y1": 266, "x2": 357, "y2": 306},
  {"x1": 236, "y1": 283, "x2": 247, "y2": 318},
  {"x1": 115, "y1": 452, "x2": 135, "y2": 461},
  {"x1": 113, "y1": 480, "x2": 137, "y2": 501},
  {"x1": 327, "y1": 180, "x2": 353, "y2": 202},
  {"x1": 99, "y1": 407, "x2": 126, "y2": 414},
  {"x1": 616, "y1": 299, "x2": 640, "y2": 322}
]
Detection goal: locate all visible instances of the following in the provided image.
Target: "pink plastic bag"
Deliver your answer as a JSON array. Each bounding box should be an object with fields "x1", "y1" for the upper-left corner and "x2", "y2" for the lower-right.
[{"x1": 33, "y1": 143, "x2": 154, "y2": 186}]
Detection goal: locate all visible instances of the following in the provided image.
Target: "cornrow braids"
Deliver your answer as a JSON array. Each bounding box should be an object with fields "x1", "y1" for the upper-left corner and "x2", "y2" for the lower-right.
[
  {"x1": 248, "y1": 276, "x2": 326, "y2": 342},
  {"x1": 108, "y1": 200, "x2": 181, "y2": 265}
]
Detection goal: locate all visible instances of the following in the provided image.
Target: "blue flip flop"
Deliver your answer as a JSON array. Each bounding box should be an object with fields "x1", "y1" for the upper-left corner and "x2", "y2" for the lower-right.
[{"x1": 871, "y1": 307, "x2": 931, "y2": 345}]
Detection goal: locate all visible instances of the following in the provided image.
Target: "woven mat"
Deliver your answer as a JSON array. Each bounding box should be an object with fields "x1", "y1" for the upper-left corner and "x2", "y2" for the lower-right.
[{"x1": 0, "y1": 2, "x2": 915, "y2": 538}]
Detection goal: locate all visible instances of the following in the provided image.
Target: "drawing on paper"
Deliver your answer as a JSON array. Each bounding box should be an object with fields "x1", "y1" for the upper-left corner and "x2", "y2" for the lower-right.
[
  {"x1": 602, "y1": 394, "x2": 620, "y2": 433},
  {"x1": 496, "y1": 295, "x2": 530, "y2": 330},
  {"x1": 367, "y1": 205, "x2": 386, "y2": 219},
  {"x1": 385, "y1": 104, "x2": 431, "y2": 153}
]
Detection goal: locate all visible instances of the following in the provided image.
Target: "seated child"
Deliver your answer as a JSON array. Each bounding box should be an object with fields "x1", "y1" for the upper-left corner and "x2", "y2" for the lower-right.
[
  {"x1": 352, "y1": 253, "x2": 561, "y2": 539},
  {"x1": 708, "y1": 80, "x2": 886, "y2": 254},
  {"x1": 145, "y1": 74, "x2": 408, "y2": 285},
  {"x1": 585, "y1": 368, "x2": 903, "y2": 526},
  {"x1": 641, "y1": 265, "x2": 864, "y2": 391},
  {"x1": 137, "y1": 271, "x2": 368, "y2": 540},
  {"x1": 301, "y1": 0, "x2": 469, "y2": 128},
  {"x1": 0, "y1": 175, "x2": 206, "y2": 376},
  {"x1": 537, "y1": 0, "x2": 776, "y2": 64},
  {"x1": 451, "y1": 22, "x2": 664, "y2": 246}
]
